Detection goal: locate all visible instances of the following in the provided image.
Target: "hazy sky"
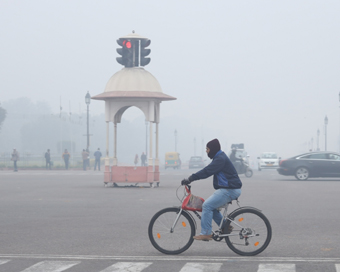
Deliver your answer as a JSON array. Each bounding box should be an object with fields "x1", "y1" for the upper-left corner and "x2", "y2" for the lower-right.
[{"x1": 1, "y1": 0, "x2": 340, "y2": 159}]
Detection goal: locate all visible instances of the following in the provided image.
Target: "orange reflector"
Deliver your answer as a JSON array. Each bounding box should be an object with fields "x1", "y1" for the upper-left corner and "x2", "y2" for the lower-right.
[
  {"x1": 254, "y1": 242, "x2": 259, "y2": 246},
  {"x1": 157, "y1": 233, "x2": 161, "y2": 239},
  {"x1": 238, "y1": 218, "x2": 244, "y2": 222},
  {"x1": 182, "y1": 222, "x2": 186, "y2": 227}
]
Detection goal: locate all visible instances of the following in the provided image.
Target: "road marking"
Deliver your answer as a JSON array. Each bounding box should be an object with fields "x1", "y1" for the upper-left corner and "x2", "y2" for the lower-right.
[
  {"x1": 1, "y1": 254, "x2": 340, "y2": 263},
  {"x1": 257, "y1": 264, "x2": 295, "y2": 272},
  {"x1": 20, "y1": 261, "x2": 80, "y2": 272},
  {"x1": 99, "y1": 262, "x2": 152, "y2": 272},
  {"x1": 0, "y1": 260, "x2": 339, "y2": 272},
  {"x1": 336, "y1": 264, "x2": 340, "y2": 272},
  {"x1": 180, "y1": 262, "x2": 222, "y2": 272}
]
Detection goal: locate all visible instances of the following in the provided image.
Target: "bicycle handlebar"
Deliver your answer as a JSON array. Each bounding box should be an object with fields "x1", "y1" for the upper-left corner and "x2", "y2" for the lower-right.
[{"x1": 184, "y1": 184, "x2": 191, "y2": 194}]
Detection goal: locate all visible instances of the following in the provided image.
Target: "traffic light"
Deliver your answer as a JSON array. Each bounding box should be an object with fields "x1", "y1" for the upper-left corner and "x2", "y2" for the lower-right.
[
  {"x1": 116, "y1": 36, "x2": 151, "y2": 67},
  {"x1": 116, "y1": 39, "x2": 134, "y2": 67},
  {"x1": 140, "y1": 39, "x2": 151, "y2": 66}
]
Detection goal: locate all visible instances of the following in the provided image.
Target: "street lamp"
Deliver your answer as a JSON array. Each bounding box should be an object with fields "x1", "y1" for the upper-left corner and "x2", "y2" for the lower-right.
[
  {"x1": 310, "y1": 137, "x2": 314, "y2": 151},
  {"x1": 324, "y1": 115, "x2": 328, "y2": 151},
  {"x1": 174, "y1": 129, "x2": 177, "y2": 152},
  {"x1": 85, "y1": 91, "x2": 91, "y2": 150},
  {"x1": 194, "y1": 137, "x2": 196, "y2": 156},
  {"x1": 317, "y1": 129, "x2": 320, "y2": 151}
]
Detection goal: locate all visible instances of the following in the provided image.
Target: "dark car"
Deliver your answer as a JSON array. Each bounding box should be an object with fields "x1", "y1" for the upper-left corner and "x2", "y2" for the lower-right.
[
  {"x1": 277, "y1": 151, "x2": 340, "y2": 180},
  {"x1": 189, "y1": 156, "x2": 205, "y2": 169}
]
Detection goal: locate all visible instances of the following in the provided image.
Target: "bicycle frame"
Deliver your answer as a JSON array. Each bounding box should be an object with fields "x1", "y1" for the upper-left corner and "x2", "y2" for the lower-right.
[
  {"x1": 149, "y1": 184, "x2": 272, "y2": 256},
  {"x1": 179, "y1": 185, "x2": 245, "y2": 239},
  {"x1": 170, "y1": 208, "x2": 185, "y2": 233}
]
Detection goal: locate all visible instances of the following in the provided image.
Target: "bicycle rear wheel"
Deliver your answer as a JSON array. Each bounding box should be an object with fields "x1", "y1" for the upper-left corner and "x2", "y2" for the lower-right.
[
  {"x1": 148, "y1": 207, "x2": 195, "y2": 255},
  {"x1": 225, "y1": 208, "x2": 272, "y2": 256}
]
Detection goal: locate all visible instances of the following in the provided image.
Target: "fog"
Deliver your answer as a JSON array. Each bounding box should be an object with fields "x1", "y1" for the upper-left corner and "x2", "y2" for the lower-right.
[{"x1": 1, "y1": 1, "x2": 340, "y2": 166}]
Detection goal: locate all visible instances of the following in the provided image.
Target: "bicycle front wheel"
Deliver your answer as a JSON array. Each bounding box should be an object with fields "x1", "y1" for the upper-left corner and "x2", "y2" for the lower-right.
[
  {"x1": 225, "y1": 208, "x2": 272, "y2": 256},
  {"x1": 148, "y1": 207, "x2": 196, "y2": 255}
]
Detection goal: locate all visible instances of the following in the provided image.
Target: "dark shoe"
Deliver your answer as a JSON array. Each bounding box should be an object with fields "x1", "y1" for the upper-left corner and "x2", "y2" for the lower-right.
[
  {"x1": 222, "y1": 225, "x2": 234, "y2": 234},
  {"x1": 193, "y1": 235, "x2": 212, "y2": 241}
]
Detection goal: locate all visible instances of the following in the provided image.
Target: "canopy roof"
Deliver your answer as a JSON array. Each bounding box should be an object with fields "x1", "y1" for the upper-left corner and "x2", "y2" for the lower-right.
[{"x1": 92, "y1": 67, "x2": 176, "y2": 101}]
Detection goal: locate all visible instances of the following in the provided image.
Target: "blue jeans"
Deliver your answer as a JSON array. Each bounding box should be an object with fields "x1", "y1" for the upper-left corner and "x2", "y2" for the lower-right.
[
  {"x1": 64, "y1": 159, "x2": 69, "y2": 170},
  {"x1": 83, "y1": 160, "x2": 87, "y2": 171},
  {"x1": 200, "y1": 188, "x2": 241, "y2": 235},
  {"x1": 94, "y1": 159, "x2": 100, "y2": 170}
]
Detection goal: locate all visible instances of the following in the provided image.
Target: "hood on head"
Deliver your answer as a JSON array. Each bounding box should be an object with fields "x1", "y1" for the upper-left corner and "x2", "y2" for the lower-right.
[{"x1": 206, "y1": 138, "x2": 221, "y2": 159}]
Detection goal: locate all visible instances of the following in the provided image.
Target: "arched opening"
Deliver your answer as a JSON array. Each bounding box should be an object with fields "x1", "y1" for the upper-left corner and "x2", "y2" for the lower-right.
[
  {"x1": 115, "y1": 106, "x2": 148, "y2": 166},
  {"x1": 91, "y1": 67, "x2": 176, "y2": 187}
]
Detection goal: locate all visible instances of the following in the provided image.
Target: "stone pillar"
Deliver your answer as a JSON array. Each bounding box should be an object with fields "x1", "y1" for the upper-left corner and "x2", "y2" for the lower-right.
[
  {"x1": 154, "y1": 122, "x2": 160, "y2": 181},
  {"x1": 148, "y1": 121, "x2": 153, "y2": 166},
  {"x1": 113, "y1": 122, "x2": 118, "y2": 166},
  {"x1": 104, "y1": 121, "x2": 111, "y2": 183},
  {"x1": 147, "y1": 121, "x2": 154, "y2": 182}
]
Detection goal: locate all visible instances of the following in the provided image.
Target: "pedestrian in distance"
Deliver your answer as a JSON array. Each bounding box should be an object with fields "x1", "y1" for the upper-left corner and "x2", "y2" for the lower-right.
[
  {"x1": 134, "y1": 154, "x2": 139, "y2": 169},
  {"x1": 141, "y1": 152, "x2": 147, "y2": 166},
  {"x1": 45, "y1": 149, "x2": 52, "y2": 170},
  {"x1": 94, "y1": 148, "x2": 102, "y2": 171},
  {"x1": 11, "y1": 148, "x2": 20, "y2": 172},
  {"x1": 82, "y1": 149, "x2": 89, "y2": 171},
  {"x1": 62, "y1": 149, "x2": 71, "y2": 170},
  {"x1": 181, "y1": 138, "x2": 242, "y2": 241}
]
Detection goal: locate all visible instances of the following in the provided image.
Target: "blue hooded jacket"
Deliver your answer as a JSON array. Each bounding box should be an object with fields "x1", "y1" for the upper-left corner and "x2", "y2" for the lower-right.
[{"x1": 189, "y1": 150, "x2": 242, "y2": 189}]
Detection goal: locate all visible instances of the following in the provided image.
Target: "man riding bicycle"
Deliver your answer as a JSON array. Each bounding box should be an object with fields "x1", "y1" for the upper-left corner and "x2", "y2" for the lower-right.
[{"x1": 181, "y1": 138, "x2": 242, "y2": 241}]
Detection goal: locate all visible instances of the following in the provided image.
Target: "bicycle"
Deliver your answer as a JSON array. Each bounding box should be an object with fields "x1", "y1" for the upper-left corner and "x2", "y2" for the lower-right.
[{"x1": 148, "y1": 185, "x2": 272, "y2": 256}]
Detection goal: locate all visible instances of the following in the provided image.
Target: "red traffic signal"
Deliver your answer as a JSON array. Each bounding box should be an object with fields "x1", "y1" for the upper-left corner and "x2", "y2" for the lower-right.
[
  {"x1": 125, "y1": 41, "x2": 132, "y2": 49},
  {"x1": 116, "y1": 39, "x2": 133, "y2": 67},
  {"x1": 116, "y1": 37, "x2": 151, "y2": 67}
]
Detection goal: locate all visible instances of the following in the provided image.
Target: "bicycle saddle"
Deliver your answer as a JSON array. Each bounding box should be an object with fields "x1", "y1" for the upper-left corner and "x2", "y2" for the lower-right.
[{"x1": 218, "y1": 198, "x2": 238, "y2": 209}]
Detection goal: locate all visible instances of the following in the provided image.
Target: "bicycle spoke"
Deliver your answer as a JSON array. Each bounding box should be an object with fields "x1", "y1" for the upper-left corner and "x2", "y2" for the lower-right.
[
  {"x1": 148, "y1": 207, "x2": 195, "y2": 254},
  {"x1": 225, "y1": 208, "x2": 272, "y2": 256}
]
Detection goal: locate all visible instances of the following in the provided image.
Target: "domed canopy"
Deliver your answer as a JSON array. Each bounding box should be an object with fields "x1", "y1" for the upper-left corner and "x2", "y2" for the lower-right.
[{"x1": 92, "y1": 67, "x2": 176, "y2": 101}]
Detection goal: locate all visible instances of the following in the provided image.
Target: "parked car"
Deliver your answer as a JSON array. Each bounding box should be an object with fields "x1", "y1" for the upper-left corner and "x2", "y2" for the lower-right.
[
  {"x1": 257, "y1": 152, "x2": 281, "y2": 171},
  {"x1": 277, "y1": 151, "x2": 340, "y2": 180},
  {"x1": 189, "y1": 156, "x2": 205, "y2": 169}
]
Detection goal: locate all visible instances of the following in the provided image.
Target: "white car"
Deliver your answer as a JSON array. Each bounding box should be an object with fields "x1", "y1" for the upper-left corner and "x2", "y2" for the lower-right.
[{"x1": 257, "y1": 152, "x2": 280, "y2": 171}]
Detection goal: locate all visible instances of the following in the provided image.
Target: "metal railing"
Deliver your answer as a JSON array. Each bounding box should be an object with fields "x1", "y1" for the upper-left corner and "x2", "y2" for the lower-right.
[{"x1": 0, "y1": 152, "x2": 84, "y2": 169}]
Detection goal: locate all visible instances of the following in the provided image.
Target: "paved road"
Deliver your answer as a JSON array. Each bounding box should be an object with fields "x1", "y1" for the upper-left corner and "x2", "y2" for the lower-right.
[
  {"x1": 0, "y1": 255, "x2": 340, "y2": 272},
  {"x1": 0, "y1": 168, "x2": 340, "y2": 271}
]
